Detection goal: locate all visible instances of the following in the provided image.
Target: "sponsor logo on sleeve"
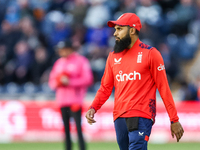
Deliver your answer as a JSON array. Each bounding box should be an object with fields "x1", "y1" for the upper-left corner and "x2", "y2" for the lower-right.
[{"x1": 157, "y1": 64, "x2": 165, "y2": 71}]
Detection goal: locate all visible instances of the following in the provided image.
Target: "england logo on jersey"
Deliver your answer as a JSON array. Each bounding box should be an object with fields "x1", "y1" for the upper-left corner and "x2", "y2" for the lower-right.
[{"x1": 137, "y1": 52, "x2": 142, "y2": 63}]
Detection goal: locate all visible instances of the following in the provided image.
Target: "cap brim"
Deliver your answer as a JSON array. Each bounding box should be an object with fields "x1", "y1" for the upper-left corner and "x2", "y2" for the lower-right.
[
  {"x1": 107, "y1": 21, "x2": 128, "y2": 28},
  {"x1": 107, "y1": 21, "x2": 117, "y2": 27}
]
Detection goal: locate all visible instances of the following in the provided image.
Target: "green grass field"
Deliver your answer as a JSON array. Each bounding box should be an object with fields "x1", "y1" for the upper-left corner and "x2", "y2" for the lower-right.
[{"x1": 0, "y1": 142, "x2": 200, "y2": 150}]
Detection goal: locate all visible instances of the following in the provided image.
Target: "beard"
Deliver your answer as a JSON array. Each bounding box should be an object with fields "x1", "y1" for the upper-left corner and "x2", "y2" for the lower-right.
[{"x1": 114, "y1": 33, "x2": 131, "y2": 53}]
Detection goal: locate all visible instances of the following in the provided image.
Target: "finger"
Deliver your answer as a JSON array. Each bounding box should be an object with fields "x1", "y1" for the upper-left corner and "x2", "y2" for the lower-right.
[
  {"x1": 175, "y1": 133, "x2": 179, "y2": 142},
  {"x1": 87, "y1": 117, "x2": 96, "y2": 122},
  {"x1": 86, "y1": 116, "x2": 94, "y2": 122},
  {"x1": 88, "y1": 119, "x2": 96, "y2": 123},
  {"x1": 87, "y1": 119, "x2": 96, "y2": 125},
  {"x1": 178, "y1": 128, "x2": 184, "y2": 140},
  {"x1": 175, "y1": 132, "x2": 182, "y2": 142},
  {"x1": 85, "y1": 114, "x2": 96, "y2": 123},
  {"x1": 171, "y1": 131, "x2": 174, "y2": 138},
  {"x1": 88, "y1": 119, "x2": 96, "y2": 122},
  {"x1": 180, "y1": 129, "x2": 184, "y2": 139},
  {"x1": 179, "y1": 129, "x2": 184, "y2": 139},
  {"x1": 182, "y1": 128, "x2": 184, "y2": 133},
  {"x1": 88, "y1": 122, "x2": 95, "y2": 125}
]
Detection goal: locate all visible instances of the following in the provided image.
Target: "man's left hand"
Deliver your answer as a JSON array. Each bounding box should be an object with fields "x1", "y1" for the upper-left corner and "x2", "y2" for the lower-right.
[{"x1": 171, "y1": 121, "x2": 184, "y2": 142}]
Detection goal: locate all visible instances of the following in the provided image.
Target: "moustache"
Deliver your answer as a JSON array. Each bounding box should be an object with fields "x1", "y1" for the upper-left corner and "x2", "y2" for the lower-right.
[{"x1": 115, "y1": 37, "x2": 120, "y2": 42}]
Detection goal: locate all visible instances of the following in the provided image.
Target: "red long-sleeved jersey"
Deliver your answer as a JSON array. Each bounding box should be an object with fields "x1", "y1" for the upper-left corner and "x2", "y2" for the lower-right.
[{"x1": 90, "y1": 39, "x2": 179, "y2": 123}]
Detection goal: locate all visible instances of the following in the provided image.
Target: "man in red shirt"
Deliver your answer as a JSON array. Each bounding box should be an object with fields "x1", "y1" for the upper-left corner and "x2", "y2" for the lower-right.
[{"x1": 85, "y1": 13, "x2": 184, "y2": 150}]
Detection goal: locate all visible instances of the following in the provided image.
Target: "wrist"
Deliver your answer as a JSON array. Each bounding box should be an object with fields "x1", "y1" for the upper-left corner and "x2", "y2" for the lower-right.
[
  {"x1": 89, "y1": 106, "x2": 96, "y2": 112},
  {"x1": 171, "y1": 120, "x2": 179, "y2": 124}
]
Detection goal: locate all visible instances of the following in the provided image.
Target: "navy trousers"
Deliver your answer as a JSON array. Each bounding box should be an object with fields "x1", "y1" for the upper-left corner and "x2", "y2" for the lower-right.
[{"x1": 114, "y1": 117, "x2": 153, "y2": 150}]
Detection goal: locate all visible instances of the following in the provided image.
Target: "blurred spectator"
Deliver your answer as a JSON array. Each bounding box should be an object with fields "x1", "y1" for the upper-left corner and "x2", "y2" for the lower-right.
[
  {"x1": 50, "y1": 21, "x2": 72, "y2": 46},
  {"x1": 0, "y1": 20, "x2": 22, "y2": 60},
  {"x1": 84, "y1": 0, "x2": 111, "y2": 28},
  {"x1": 188, "y1": 0, "x2": 200, "y2": 42},
  {"x1": 30, "y1": 46, "x2": 50, "y2": 85},
  {"x1": 45, "y1": 11, "x2": 72, "y2": 48},
  {"x1": 0, "y1": 0, "x2": 199, "y2": 100},
  {"x1": 157, "y1": 42, "x2": 180, "y2": 82},
  {"x1": 136, "y1": 0, "x2": 162, "y2": 26},
  {"x1": 69, "y1": 0, "x2": 88, "y2": 26},
  {"x1": 0, "y1": 0, "x2": 8, "y2": 25},
  {"x1": 197, "y1": 76, "x2": 200, "y2": 100},
  {"x1": 19, "y1": 16, "x2": 40, "y2": 49},
  {"x1": 178, "y1": 77, "x2": 198, "y2": 101},
  {"x1": 0, "y1": 43, "x2": 7, "y2": 84},
  {"x1": 71, "y1": 25, "x2": 87, "y2": 51},
  {"x1": 167, "y1": 33, "x2": 198, "y2": 61},
  {"x1": 12, "y1": 40, "x2": 33, "y2": 84},
  {"x1": 119, "y1": 0, "x2": 137, "y2": 13},
  {"x1": 157, "y1": 0, "x2": 179, "y2": 13},
  {"x1": 32, "y1": 7, "x2": 45, "y2": 29},
  {"x1": 171, "y1": 0, "x2": 196, "y2": 35},
  {"x1": 5, "y1": 5, "x2": 20, "y2": 25},
  {"x1": 139, "y1": 22, "x2": 162, "y2": 47},
  {"x1": 17, "y1": 0, "x2": 33, "y2": 18},
  {"x1": 194, "y1": 0, "x2": 200, "y2": 20},
  {"x1": 86, "y1": 44, "x2": 107, "y2": 83},
  {"x1": 48, "y1": 0, "x2": 67, "y2": 13},
  {"x1": 104, "y1": 0, "x2": 120, "y2": 15},
  {"x1": 85, "y1": 27, "x2": 112, "y2": 46}
]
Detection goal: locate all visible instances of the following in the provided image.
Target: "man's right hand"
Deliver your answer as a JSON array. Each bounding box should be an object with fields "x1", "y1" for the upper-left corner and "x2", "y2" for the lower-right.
[{"x1": 85, "y1": 108, "x2": 96, "y2": 125}]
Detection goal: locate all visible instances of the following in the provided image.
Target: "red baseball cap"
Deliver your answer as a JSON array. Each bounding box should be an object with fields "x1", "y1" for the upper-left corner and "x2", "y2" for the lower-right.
[{"x1": 107, "y1": 13, "x2": 142, "y2": 31}]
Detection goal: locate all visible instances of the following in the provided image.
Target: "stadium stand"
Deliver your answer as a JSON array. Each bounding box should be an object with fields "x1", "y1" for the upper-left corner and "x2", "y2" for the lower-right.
[{"x1": 0, "y1": 0, "x2": 199, "y2": 101}]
